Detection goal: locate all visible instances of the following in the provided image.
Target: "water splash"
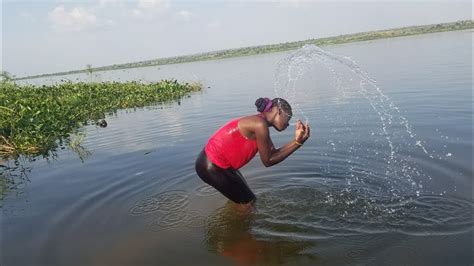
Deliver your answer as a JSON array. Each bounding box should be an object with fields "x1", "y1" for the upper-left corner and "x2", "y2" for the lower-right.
[
  {"x1": 253, "y1": 185, "x2": 473, "y2": 239},
  {"x1": 274, "y1": 44, "x2": 450, "y2": 196}
]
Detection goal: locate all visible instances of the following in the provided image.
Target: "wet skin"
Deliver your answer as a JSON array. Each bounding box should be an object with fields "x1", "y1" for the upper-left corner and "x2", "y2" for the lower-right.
[{"x1": 234, "y1": 106, "x2": 311, "y2": 209}]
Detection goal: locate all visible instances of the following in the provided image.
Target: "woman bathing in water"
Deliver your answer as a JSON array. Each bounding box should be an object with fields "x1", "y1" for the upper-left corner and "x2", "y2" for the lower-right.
[{"x1": 195, "y1": 97, "x2": 310, "y2": 211}]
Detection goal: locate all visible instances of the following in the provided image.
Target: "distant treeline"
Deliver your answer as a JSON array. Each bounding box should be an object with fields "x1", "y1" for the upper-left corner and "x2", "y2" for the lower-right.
[{"x1": 15, "y1": 20, "x2": 473, "y2": 80}]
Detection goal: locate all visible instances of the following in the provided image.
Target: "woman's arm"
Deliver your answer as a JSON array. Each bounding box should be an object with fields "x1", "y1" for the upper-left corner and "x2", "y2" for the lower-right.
[{"x1": 255, "y1": 120, "x2": 310, "y2": 167}]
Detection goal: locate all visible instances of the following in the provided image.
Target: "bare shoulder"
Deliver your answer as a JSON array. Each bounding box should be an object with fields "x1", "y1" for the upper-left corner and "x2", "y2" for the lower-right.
[
  {"x1": 240, "y1": 114, "x2": 266, "y2": 128},
  {"x1": 238, "y1": 114, "x2": 268, "y2": 139}
]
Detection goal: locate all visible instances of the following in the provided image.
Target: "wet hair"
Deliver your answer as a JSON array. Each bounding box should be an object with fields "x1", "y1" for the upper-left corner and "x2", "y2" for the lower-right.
[{"x1": 255, "y1": 97, "x2": 292, "y2": 117}]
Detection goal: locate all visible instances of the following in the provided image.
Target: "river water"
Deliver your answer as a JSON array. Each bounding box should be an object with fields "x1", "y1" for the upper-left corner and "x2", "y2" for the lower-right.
[{"x1": 2, "y1": 30, "x2": 473, "y2": 265}]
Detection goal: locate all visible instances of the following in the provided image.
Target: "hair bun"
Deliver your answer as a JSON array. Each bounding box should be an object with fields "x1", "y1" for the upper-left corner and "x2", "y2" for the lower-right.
[{"x1": 255, "y1": 97, "x2": 268, "y2": 112}]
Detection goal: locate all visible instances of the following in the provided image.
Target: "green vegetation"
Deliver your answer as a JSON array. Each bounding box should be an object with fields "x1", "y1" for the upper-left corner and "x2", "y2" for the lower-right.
[
  {"x1": 0, "y1": 79, "x2": 202, "y2": 158},
  {"x1": 15, "y1": 20, "x2": 473, "y2": 80}
]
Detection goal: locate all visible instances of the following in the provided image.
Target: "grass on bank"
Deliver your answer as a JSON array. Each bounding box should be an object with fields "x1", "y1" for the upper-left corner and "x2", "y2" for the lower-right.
[{"x1": 0, "y1": 79, "x2": 202, "y2": 158}]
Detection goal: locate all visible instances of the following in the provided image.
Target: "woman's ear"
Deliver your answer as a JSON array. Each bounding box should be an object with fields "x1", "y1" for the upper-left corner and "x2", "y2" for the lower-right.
[{"x1": 272, "y1": 108, "x2": 279, "y2": 120}]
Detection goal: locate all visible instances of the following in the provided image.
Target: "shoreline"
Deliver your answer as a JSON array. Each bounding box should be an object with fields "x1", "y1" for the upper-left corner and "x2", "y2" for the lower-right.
[{"x1": 14, "y1": 20, "x2": 473, "y2": 81}]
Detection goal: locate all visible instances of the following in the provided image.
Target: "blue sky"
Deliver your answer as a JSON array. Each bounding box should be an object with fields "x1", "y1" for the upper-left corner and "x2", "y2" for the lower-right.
[{"x1": 2, "y1": 0, "x2": 472, "y2": 77}]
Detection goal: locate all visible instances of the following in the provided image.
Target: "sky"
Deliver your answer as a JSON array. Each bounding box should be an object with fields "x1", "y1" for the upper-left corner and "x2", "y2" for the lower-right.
[{"x1": 2, "y1": 0, "x2": 472, "y2": 77}]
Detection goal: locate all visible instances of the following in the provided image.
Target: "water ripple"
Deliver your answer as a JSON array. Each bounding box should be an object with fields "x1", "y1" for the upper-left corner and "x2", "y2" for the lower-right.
[
  {"x1": 129, "y1": 190, "x2": 189, "y2": 216},
  {"x1": 147, "y1": 210, "x2": 207, "y2": 232},
  {"x1": 193, "y1": 184, "x2": 220, "y2": 197},
  {"x1": 252, "y1": 185, "x2": 473, "y2": 240}
]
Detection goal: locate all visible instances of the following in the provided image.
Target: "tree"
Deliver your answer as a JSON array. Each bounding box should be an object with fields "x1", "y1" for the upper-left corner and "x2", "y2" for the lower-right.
[
  {"x1": 86, "y1": 64, "x2": 93, "y2": 82},
  {"x1": 1, "y1": 70, "x2": 13, "y2": 82}
]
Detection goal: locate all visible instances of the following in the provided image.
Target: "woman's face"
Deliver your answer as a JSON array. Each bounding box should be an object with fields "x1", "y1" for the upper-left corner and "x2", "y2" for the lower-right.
[{"x1": 273, "y1": 108, "x2": 292, "y2": 131}]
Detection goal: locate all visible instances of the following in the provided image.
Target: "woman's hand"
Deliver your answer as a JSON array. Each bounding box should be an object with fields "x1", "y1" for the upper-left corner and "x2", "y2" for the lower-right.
[{"x1": 295, "y1": 120, "x2": 310, "y2": 144}]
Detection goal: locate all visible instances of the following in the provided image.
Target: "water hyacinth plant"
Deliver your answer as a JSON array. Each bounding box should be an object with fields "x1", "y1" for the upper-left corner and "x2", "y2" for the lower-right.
[{"x1": 0, "y1": 79, "x2": 202, "y2": 158}]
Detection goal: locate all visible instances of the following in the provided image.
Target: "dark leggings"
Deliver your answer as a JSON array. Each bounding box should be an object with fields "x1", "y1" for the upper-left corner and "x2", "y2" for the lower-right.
[{"x1": 195, "y1": 149, "x2": 256, "y2": 204}]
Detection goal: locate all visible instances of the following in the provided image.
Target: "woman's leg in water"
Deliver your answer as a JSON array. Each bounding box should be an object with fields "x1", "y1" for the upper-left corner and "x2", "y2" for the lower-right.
[
  {"x1": 232, "y1": 169, "x2": 256, "y2": 213},
  {"x1": 195, "y1": 149, "x2": 256, "y2": 209}
]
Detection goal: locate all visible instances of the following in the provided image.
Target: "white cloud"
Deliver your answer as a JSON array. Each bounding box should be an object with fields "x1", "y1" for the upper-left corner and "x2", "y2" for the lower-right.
[
  {"x1": 98, "y1": 0, "x2": 122, "y2": 7},
  {"x1": 49, "y1": 5, "x2": 98, "y2": 32},
  {"x1": 130, "y1": 0, "x2": 170, "y2": 20},
  {"x1": 137, "y1": 0, "x2": 169, "y2": 10},
  {"x1": 92, "y1": 0, "x2": 125, "y2": 13},
  {"x1": 176, "y1": 10, "x2": 193, "y2": 21},
  {"x1": 105, "y1": 19, "x2": 117, "y2": 27}
]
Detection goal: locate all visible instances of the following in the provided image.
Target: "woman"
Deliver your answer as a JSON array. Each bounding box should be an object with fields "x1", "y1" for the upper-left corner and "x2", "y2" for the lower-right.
[{"x1": 195, "y1": 97, "x2": 310, "y2": 210}]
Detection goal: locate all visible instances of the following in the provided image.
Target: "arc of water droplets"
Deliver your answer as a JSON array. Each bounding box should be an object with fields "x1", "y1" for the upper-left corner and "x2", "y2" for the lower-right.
[
  {"x1": 274, "y1": 45, "x2": 440, "y2": 193},
  {"x1": 340, "y1": 53, "x2": 432, "y2": 159},
  {"x1": 276, "y1": 55, "x2": 309, "y2": 123},
  {"x1": 275, "y1": 45, "x2": 433, "y2": 160}
]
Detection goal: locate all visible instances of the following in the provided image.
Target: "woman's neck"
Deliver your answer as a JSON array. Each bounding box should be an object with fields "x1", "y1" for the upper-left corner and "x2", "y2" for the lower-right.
[{"x1": 260, "y1": 111, "x2": 276, "y2": 127}]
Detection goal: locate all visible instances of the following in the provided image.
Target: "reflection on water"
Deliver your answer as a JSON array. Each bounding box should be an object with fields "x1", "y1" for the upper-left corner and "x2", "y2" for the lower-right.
[
  {"x1": 253, "y1": 185, "x2": 474, "y2": 238},
  {"x1": 2, "y1": 31, "x2": 472, "y2": 265},
  {"x1": 202, "y1": 184, "x2": 472, "y2": 265},
  {"x1": 205, "y1": 201, "x2": 318, "y2": 266},
  {"x1": 0, "y1": 158, "x2": 31, "y2": 206}
]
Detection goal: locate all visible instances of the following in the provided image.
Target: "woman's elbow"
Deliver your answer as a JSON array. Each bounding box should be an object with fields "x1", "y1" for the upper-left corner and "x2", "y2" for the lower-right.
[{"x1": 261, "y1": 159, "x2": 274, "y2": 168}]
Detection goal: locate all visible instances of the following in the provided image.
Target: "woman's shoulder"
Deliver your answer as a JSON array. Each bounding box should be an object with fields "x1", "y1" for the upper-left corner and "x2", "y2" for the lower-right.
[
  {"x1": 238, "y1": 114, "x2": 268, "y2": 139},
  {"x1": 239, "y1": 114, "x2": 267, "y2": 128},
  {"x1": 240, "y1": 113, "x2": 265, "y2": 121}
]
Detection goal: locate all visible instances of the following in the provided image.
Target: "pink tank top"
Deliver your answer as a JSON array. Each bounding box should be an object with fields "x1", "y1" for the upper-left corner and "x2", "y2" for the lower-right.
[{"x1": 205, "y1": 117, "x2": 258, "y2": 170}]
